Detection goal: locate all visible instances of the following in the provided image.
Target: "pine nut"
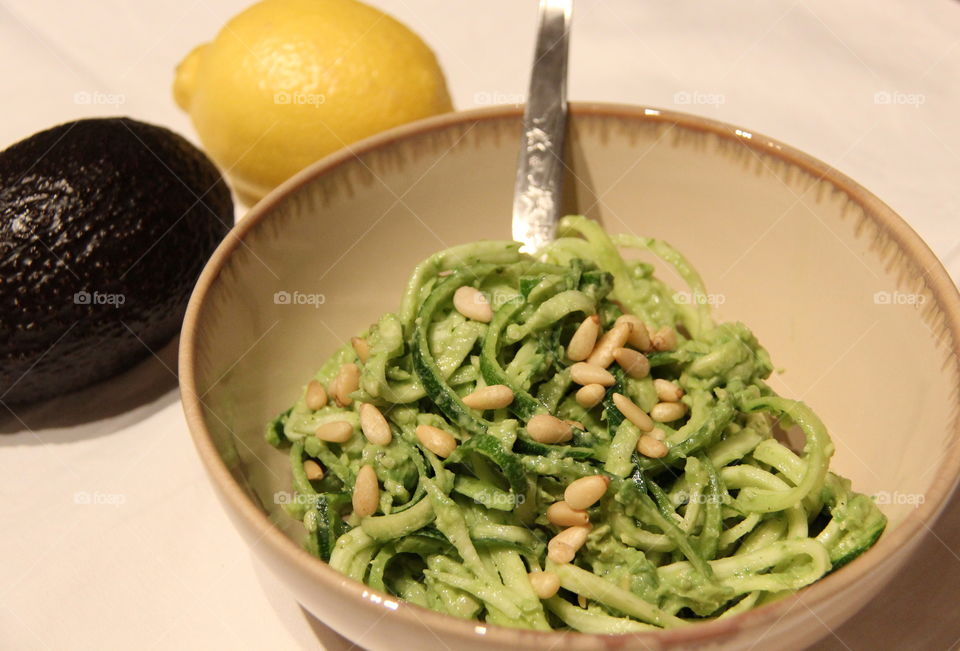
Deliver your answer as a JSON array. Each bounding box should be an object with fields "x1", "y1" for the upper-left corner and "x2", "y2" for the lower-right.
[
  {"x1": 616, "y1": 314, "x2": 653, "y2": 352},
  {"x1": 351, "y1": 337, "x2": 370, "y2": 363},
  {"x1": 547, "y1": 540, "x2": 576, "y2": 564},
  {"x1": 651, "y1": 401, "x2": 688, "y2": 423},
  {"x1": 547, "y1": 525, "x2": 590, "y2": 563},
  {"x1": 555, "y1": 525, "x2": 590, "y2": 548},
  {"x1": 303, "y1": 459, "x2": 324, "y2": 481},
  {"x1": 613, "y1": 347, "x2": 650, "y2": 379},
  {"x1": 527, "y1": 413, "x2": 573, "y2": 444},
  {"x1": 649, "y1": 427, "x2": 666, "y2": 441},
  {"x1": 637, "y1": 434, "x2": 669, "y2": 459},
  {"x1": 353, "y1": 464, "x2": 379, "y2": 517},
  {"x1": 587, "y1": 322, "x2": 631, "y2": 368},
  {"x1": 546, "y1": 501, "x2": 590, "y2": 527},
  {"x1": 565, "y1": 420, "x2": 585, "y2": 430},
  {"x1": 315, "y1": 420, "x2": 354, "y2": 443},
  {"x1": 333, "y1": 363, "x2": 360, "y2": 407},
  {"x1": 328, "y1": 376, "x2": 340, "y2": 405},
  {"x1": 528, "y1": 571, "x2": 561, "y2": 599},
  {"x1": 359, "y1": 403, "x2": 392, "y2": 446},
  {"x1": 415, "y1": 424, "x2": 457, "y2": 458},
  {"x1": 453, "y1": 286, "x2": 493, "y2": 323},
  {"x1": 653, "y1": 378, "x2": 684, "y2": 402},
  {"x1": 305, "y1": 380, "x2": 328, "y2": 410},
  {"x1": 575, "y1": 383, "x2": 606, "y2": 408},
  {"x1": 612, "y1": 392, "x2": 654, "y2": 432},
  {"x1": 564, "y1": 475, "x2": 610, "y2": 510},
  {"x1": 651, "y1": 326, "x2": 677, "y2": 352},
  {"x1": 567, "y1": 315, "x2": 601, "y2": 362},
  {"x1": 462, "y1": 384, "x2": 514, "y2": 410},
  {"x1": 570, "y1": 362, "x2": 615, "y2": 387}
]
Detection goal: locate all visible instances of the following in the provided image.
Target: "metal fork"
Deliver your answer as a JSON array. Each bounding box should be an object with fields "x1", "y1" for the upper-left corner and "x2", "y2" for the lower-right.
[{"x1": 511, "y1": 0, "x2": 573, "y2": 254}]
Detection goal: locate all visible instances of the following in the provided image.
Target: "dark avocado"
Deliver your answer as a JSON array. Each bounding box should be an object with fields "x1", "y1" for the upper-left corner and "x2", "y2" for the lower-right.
[{"x1": 0, "y1": 117, "x2": 232, "y2": 405}]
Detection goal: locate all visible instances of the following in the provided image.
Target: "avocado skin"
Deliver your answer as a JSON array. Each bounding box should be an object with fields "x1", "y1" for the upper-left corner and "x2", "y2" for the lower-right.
[{"x1": 0, "y1": 117, "x2": 232, "y2": 405}]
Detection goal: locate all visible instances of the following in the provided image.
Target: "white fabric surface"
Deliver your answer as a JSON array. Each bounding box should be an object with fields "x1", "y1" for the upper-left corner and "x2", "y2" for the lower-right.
[{"x1": 1, "y1": 1, "x2": 958, "y2": 649}]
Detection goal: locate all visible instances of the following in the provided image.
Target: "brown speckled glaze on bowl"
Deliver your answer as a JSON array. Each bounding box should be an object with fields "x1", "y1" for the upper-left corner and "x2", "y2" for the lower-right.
[{"x1": 180, "y1": 103, "x2": 960, "y2": 650}]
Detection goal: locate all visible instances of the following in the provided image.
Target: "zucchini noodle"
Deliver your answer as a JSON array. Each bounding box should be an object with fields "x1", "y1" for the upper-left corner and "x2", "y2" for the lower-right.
[{"x1": 265, "y1": 216, "x2": 886, "y2": 631}]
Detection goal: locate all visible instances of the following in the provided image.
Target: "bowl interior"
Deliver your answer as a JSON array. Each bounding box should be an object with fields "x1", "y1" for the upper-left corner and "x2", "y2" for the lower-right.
[{"x1": 184, "y1": 104, "x2": 960, "y2": 645}]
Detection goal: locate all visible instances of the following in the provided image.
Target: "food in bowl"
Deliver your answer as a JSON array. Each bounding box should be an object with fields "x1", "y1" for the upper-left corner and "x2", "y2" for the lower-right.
[{"x1": 264, "y1": 215, "x2": 886, "y2": 631}]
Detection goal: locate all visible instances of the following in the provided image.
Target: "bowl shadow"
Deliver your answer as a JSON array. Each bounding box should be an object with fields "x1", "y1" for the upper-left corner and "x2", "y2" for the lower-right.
[
  {"x1": 250, "y1": 553, "x2": 353, "y2": 650},
  {"x1": 0, "y1": 335, "x2": 180, "y2": 441}
]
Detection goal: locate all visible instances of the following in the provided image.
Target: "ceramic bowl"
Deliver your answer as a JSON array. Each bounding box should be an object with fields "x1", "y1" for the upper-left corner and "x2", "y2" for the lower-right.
[{"x1": 179, "y1": 103, "x2": 960, "y2": 650}]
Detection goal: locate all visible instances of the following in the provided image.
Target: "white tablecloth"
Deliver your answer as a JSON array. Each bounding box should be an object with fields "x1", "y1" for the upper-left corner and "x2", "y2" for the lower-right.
[{"x1": 1, "y1": 1, "x2": 958, "y2": 649}]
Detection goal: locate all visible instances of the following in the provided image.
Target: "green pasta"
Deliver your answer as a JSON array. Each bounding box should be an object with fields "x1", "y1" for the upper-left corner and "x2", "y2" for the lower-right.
[{"x1": 266, "y1": 215, "x2": 886, "y2": 631}]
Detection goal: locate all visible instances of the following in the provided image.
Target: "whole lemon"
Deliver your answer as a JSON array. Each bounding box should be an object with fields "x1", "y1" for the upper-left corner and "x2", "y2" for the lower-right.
[{"x1": 174, "y1": 0, "x2": 453, "y2": 204}]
